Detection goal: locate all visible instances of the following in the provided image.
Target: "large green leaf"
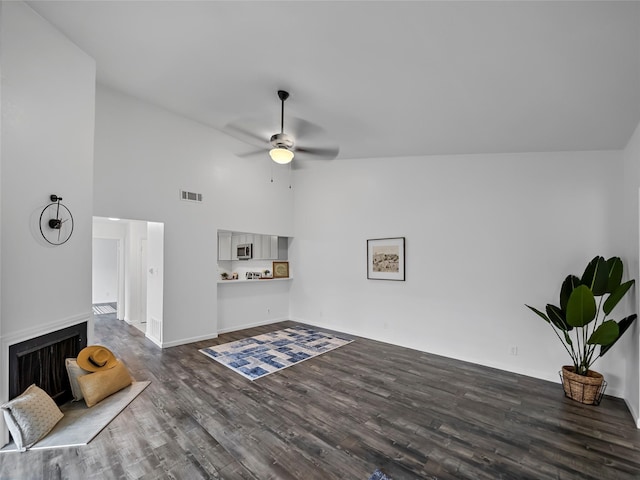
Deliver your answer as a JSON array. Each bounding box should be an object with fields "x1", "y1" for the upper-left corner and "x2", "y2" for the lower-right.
[
  {"x1": 603, "y1": 279, "x2": 635, "y2": 315},
  {"x1": 581, "y1": 256, "x2": 609, "y2": 296},
  {"x1": 525, "y1": 304, "x2": 550, "y2": 324},
  {"x1": 560, "y1": 275, "x2": 580, "y2": 312},
  {"x1": 546, "y1": 304, "x2": 572, "y2": 331},
  {"x1": 566, "y1": 285, "x2": 597, "y2": 327},
  {"x1": 605, "y1": 257, "x2": 623, "y2": 293},
  {"x1": 581, "y1": 256, "x2": 598, "y2": 287},
  {"x1": 600, "y1": 314, "x2": 638, "y2": 357},
  {"x1": 563, "y1": 330, "x2": 573, "y2": 347},
  {"x1": 587, "y1": 320, "x2": 619, "y2": 346}
]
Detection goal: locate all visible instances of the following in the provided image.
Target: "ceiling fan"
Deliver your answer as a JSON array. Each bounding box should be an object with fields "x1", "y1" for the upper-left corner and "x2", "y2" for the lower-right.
[{"x1": 223, "y1": 90, "x2": 339, "y2": 165}]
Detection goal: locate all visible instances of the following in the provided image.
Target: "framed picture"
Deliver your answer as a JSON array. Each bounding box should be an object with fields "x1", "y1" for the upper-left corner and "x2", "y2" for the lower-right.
[
  {"x1": 367, "y1": 237, "x2": 405, "y2": 281},
  {"x1": 273, "y1": 261, "x2": 290, "y2": 278}
]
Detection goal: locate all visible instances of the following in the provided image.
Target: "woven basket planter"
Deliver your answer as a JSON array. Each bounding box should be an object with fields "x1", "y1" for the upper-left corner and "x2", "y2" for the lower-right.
[{"x1": 560, "y1": 366, "x2": 607, "y2": 405}]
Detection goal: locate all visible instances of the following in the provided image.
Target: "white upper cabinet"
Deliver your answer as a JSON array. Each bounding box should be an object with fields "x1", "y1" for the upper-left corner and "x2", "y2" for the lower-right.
[
  {"x1": 262, "y1": 235, "x2": 278, "y2": 259},
  {"x1": 219, "y1": 231, "x2": 285, "y2": 261},
  {"x1": 230, "y1": 234, "x2": 239, "y2": 260},
  {"x1": 218, "y1": 231, "x2": 232, "y2": 261}
]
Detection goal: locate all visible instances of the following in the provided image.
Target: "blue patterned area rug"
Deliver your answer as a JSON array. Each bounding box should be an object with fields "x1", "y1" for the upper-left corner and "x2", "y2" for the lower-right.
[
  {"x1": 369, "y1": 469, "x2": 392, "y2": 480},
  {"x1": 199, "y1": 326, "x2": 353, "y2": 380}
]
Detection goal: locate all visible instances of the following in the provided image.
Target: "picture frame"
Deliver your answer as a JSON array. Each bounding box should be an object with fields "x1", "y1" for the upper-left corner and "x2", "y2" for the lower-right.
[
  {"x1": 367, "y1": 237, "x2": 405, "y2": 281},
  {"x1": 272, "y1": 261, "x2": 290, "y2": 278}
]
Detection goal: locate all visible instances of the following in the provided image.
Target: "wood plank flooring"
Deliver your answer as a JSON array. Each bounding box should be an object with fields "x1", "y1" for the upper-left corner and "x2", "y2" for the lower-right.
[{"x1": 1, "y1": 317, "x2": 640, "y2": 479}]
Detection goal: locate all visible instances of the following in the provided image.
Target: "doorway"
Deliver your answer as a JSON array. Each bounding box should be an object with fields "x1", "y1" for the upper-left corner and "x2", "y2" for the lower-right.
[
  {"x1": 92, "y1": 217, "x2": 164, "y2": 345},
  {"x1": 139, "y1": 239, "x2": 148, "y2": 330},
  {"x1": 92, "y1": 238, "x2": 119, "y2": 316}
]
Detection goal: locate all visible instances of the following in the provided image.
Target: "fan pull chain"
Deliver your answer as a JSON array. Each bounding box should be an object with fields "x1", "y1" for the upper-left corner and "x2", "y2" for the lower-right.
[
  {"x1": 289, "y1": 163, "x2": 292, "y2": 189},
  {"x1": 270, "y1": 162, "x2": 274, "y2": 183}
]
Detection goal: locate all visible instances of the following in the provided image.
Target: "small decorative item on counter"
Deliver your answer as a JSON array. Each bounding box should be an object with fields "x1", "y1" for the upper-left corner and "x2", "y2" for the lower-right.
[
  {"x1": 231, "y1": 272, "x2": 238, "y2": 280},
  {"x1": 273, "y1": 261, "x2": 289, "y2": 278},
  {"x1": 261, "y1": 269, "x2": 272, "y2": 279},
  {"x1": 220, "y1": 272, "x2": 229, "y2": 280}
]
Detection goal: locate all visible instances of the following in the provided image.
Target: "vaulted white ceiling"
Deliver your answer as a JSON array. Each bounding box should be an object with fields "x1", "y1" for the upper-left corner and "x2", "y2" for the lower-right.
[{"x1": 28, "y1": 1, "x2": 640, "y2": 160}]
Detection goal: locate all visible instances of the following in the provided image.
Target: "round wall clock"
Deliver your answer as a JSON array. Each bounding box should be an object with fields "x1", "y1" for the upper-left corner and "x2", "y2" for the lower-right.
[{"x1": 39, "y1": 194, "x2": 74, "y2": 245}]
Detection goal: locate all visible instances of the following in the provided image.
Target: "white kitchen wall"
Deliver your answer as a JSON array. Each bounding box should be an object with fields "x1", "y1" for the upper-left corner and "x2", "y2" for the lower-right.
[
  {"x1": 93, "y1": 86, "x2": 294, "y2": 347},
  {"x1": 0, "y1": 1, "x2": 95, "y2": 445},
  {"x1": 621, "y1": 120, "x2": 640, "y2": 424},
  {"x1": 217, "y1": 280, "x2": 292, "y2": 333},
  {"x1": 290, "y1": 150, "x2": 634, "y2": 398}
]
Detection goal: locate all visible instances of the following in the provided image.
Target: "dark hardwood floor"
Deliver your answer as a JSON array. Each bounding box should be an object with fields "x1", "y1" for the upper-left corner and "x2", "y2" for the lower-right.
[{"x1": 2, "y1": 316, "x2": 640, "y2": 479}]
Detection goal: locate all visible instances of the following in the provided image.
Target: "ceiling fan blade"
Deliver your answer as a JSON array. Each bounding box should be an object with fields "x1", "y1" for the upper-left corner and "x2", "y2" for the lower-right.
[
  {"x1": 287, "y1": 117, "x2": 326, "y2": 142},
  {"x1": 222, "y1": 119, "x2": 272, "y2": 149},
  {"x1": 295, "y1": 145, "x2": 340, "y2": 161},
  {"x1": 236, "y1": 149, "x2": 267, "y2": 159}
]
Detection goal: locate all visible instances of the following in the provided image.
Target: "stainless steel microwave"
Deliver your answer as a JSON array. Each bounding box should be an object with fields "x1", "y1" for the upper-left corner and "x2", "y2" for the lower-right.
[{"x1": 237, "y1": 243, "x2": 252, "y2": 260}]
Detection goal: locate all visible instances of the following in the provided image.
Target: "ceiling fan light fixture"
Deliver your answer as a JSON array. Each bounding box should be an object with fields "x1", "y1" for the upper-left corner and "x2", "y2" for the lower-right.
[{"x1": 270, "y1": 147, "x2": 294, "y2": 164}]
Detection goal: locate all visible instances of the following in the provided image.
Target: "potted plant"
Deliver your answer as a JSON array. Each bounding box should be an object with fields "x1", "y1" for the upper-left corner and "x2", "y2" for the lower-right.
[
  {"x1": 220, "y1": 272, "x2": 229, "y2": 280},
  {"x1": 526, "y1": 256, "x2": 637, "y2": 405}
]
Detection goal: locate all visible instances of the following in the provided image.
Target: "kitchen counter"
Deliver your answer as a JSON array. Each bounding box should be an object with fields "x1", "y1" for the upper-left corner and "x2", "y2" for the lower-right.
[{"x1": 217, "y1": 277, "x2": 292, "y2": 285}]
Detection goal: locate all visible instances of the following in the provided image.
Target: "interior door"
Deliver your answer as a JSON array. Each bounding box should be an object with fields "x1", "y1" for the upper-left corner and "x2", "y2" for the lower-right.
[{"x1": 140, "y1": 239, "x2": 148, "y2": 326}]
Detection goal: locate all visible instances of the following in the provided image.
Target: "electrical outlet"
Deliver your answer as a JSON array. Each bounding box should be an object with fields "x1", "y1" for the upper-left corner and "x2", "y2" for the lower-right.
[{"x1": 510, "y1": 346, "x2": 518, "y2": 356}]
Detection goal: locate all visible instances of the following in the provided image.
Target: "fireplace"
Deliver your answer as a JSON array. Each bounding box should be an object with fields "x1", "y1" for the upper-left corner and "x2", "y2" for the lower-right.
[{"x1": 8, "y1": 322, "x2": 87, "y2": 405}]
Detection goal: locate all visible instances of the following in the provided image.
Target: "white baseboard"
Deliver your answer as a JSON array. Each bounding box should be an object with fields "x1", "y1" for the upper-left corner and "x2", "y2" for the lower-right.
[
  {"x1": 624, "y1": 397, "x2": 640, "y2": 429},
  {"x1": 159, "y1": 332, "x2": 219, "y2": 348},
  {"x1": 216, "y1": 317, "x2": 288, "y2": 335},
  {"x1": 151, "y1": 318, "x2": 287, "y2": 348},
  {"x1": 145, "y1": 333, "x2": 163, "y2": 348},
  {"x1": 292, "y1": 316, "x2": 633, "y2": 402}
]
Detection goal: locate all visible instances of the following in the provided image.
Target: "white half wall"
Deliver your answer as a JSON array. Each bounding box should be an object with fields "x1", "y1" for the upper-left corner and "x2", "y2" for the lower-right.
[
  {"x1": 93, "y1": 86, "x2": 294, "y2": 347},
  {"x1": 0, "y1": 1, "x2": 95, "y2": 445},
  {"x1": 217, "y1": 280, "x2": 292, "y2": 333},
  {"x1": 290, "y1": 150, "x2": 633, "y2": 398}
]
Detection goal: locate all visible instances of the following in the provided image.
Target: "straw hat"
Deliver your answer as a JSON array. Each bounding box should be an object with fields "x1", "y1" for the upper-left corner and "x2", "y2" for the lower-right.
[{"x1": 76, "y1": 345, "x2": 118, "y2": 372}]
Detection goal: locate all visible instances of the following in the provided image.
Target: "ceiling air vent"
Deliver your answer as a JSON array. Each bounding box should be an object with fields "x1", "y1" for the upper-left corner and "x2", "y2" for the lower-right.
[{"x1": 180, "y1": 190, "x2": 203, "y2": 203}]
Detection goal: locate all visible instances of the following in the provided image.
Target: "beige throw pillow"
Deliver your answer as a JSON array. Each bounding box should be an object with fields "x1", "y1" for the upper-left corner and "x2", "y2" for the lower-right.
[
  {"x1": 1, "y1": 384, "x2": 64, "y2": 451},
  {"x1": 65, "y1": 358, "x2": 91, "y2": 401},
  {"x1": 77, "y1": 360, "x2": 133, "y2": 407}
]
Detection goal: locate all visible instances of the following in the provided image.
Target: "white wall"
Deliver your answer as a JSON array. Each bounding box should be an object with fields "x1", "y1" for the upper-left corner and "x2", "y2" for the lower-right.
[
  {"x1": 0, "y1": 1, "x2": 95, "y2": 445},
  {"x1": 290, "y1": 150, "x2": 634, "y2": 398},
  {"x1": 92, "y1": 238, "x2": 118, "y2": 304},
  {"x1": 93, "y1": 86, "x2": 294, "y2": 347},
  {"x1": 622, "y1": 121, "x2": 640, "y2": 425}
]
